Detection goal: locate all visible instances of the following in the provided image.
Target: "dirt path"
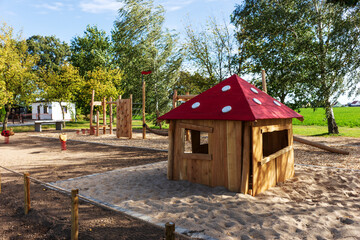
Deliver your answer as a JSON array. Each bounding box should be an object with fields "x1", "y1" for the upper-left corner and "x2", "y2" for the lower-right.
[{"x1": 0, "y1": 132, "x2": 188, "y2": 240}]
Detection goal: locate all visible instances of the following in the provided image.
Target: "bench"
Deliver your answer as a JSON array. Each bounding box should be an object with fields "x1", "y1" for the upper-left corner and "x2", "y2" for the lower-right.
[{"x1": 34, "y1": 120, "x2": 65, "y2": 132}]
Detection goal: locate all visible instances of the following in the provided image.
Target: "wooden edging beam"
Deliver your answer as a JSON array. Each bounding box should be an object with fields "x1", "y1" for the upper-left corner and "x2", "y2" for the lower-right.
[{"x1": 293, "y1": 136, "x2": 349, "y2": 155}]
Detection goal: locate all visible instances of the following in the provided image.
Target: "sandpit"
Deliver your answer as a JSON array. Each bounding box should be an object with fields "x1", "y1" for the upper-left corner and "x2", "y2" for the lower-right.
[
  {"x1": 51, "y1": 161, "x2": 360, "y2": 239},
  {"x1": 28, "y1": 130, "x2": 360, "y2": 239}
]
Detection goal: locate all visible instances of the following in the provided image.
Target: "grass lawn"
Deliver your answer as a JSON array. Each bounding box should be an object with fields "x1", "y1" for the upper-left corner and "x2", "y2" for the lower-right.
[
  {"x1": 293, "y1": 107, "x2": 360, "y2": 127},
  {"x1": 293, "y1": 125, "x2": 360, "y2": 137},
  {"x1": 6, "y1": 107, "x2": 360, "y2": 138}
]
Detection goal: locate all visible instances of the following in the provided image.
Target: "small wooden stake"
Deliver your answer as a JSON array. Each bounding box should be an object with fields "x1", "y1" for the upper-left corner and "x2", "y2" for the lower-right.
[
  {"x1": 24, "y1": 172, "x2": 30, "y2": 215},
  {"x1": 71, "y1": 189, "x2": 79, "y2": 240},
  {"x1": 96, "y1": 111, "x2": 100, "y2": 136},
  {"x1": 0, "y1": 172, "x2": 2, "y2": 194},
  {"x1": 165, "y1": 222, "x2": 175, "y2": 240}
]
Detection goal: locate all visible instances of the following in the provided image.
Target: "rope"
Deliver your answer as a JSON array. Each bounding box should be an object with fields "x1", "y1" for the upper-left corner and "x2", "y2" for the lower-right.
[
  {"x1": 0, "y1": 165, "x2": 192, "y2": 239},
  {"x1": 143, "y1": 123, "x2": 168, "y2": 136}
]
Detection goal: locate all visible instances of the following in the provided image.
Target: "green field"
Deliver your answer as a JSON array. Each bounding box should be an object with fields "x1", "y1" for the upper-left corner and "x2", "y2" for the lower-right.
[{"x1": 293, "y1": 107, "x2": 360, "y2": 127}]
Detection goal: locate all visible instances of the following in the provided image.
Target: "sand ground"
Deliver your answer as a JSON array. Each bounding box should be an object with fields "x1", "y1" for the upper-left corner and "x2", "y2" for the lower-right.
[{"x1": 0, "y1": 130, "x2": 359, "y2": 239}]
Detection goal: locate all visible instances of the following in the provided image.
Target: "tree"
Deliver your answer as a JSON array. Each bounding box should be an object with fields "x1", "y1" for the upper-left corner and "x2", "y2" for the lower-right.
[
  {"x1": 184, "y1": 18, "x2": 237, "y2": 83},
  {"x1": 0, "y1": 23, "x2": 38, "y2": 130},
  {"x1": 232, "y1": 0, "x2": 360, "y2": 134},
  {"x1": 70, "y1": 25, "x2": 113, "y2": 76},
  {"x1": 38, "y1": 62, "x2": 84, "y2": 121},
  {"x1": 112, "y1": 0, "x2": 183, "y2": 117},
  {"x1": 77, "y1": 67, "x2": 124, "y2": 115},
  {"x1": 26, "y1": 35, "x2": 71, "y2": 72},
  {"x1": 174, "y1": 71, "x2": 216, "y2": 95}
]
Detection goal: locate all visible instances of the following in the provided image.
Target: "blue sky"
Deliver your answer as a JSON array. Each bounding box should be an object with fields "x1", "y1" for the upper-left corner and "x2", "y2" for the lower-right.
[{"x1": 0, "y1": 0, "x2": 240, "y2": 43}]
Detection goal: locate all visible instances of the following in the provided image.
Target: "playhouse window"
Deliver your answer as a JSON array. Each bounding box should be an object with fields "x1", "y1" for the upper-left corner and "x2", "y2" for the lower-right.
[
  {"x1": 62, "y1": 106, "x2": 68, "y2": 113},
  {"x1": 184, "y1": 130, "x2": 209, "y2": 154},
  {"x1": 43, "y1": 106, "x2": 48, "y2": 114},
  {"x1": 178, "y1": 122, "x2": 213, "y2": 161},
  {"x1": 262, "y1": 129, "x2": 289, "y2": 157}
]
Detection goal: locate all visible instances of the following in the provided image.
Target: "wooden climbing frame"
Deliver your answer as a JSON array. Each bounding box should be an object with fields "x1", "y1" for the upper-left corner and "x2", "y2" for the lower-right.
[{"x1": 89, "y1": 90, "x2": 132, "y2": 139}]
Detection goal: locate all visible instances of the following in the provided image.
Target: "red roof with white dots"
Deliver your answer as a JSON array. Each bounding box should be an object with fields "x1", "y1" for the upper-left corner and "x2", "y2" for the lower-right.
[{"x1": 158, "y1": 74, "x2": 303, "y2": 121}]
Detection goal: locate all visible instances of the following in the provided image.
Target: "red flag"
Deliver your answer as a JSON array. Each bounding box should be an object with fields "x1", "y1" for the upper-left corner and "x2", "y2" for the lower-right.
[{"x1": 141, "y1": 70, "x2": 152, "y2": 75}]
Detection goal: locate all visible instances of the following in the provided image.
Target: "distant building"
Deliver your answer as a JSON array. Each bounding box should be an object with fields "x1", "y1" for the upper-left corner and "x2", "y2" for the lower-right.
[
  {"x1": 349, "y1": 100, "x2": 360, "y2": 107},
  {"x1": 31, "y1": 102, "x2": 75, "y2": 121}
]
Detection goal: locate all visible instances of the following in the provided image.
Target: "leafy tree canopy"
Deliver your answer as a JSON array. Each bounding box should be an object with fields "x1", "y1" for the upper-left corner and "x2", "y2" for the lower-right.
[
  {"x1": 112, "y1": 0, "x2": 183, "y2": 116},
  {"x1": 232, "y1": 0, "x2": 360, "y2": 134},
  {"x1": 70, "y1": 25, "x2": 113, "y2": 76},
  {"x1": 26, "y1": 35, "x2": 70, "y2": 72},
  {"x1": 184, "y1": 18, "x2": 237, "y2": 83},
  {"x1": 0, "y1": 22, "x2": 38, "y2": 130}
]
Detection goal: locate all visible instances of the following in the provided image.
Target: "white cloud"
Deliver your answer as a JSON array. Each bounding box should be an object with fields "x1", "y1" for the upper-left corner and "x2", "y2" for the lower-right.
[
  {"x1": 79, "y1": 0, "x2": 124, "y2": 14},
  {"x1": 35, "y1": 2, "x2": 64, "y2": 11},
  {"x1": 34, "y1": 1, "x2": 74, "y2": 12},
  {"x1": 162, "y1": 0, "x2": 194, "y2": 12}
]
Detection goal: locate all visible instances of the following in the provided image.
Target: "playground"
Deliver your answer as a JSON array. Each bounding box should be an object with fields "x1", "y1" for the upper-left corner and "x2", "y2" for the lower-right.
[{"x1": 0, "y1": 130, "x2": 359, "y2": 239}]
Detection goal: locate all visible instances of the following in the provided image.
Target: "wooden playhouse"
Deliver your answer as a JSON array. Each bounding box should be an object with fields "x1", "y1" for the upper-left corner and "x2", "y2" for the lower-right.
[{"x1": 158, "y1": 75, "x2": 303, "y2": 196}]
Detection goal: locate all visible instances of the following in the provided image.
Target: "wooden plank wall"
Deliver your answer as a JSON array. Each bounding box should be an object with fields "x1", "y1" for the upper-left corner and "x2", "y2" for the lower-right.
[
  {"x1": 251, "y1": 119, "x2": 294, "y2": 196},
  {"x1": 170, "y1": 119, "x2": 250, "y2": 193},
  {"x1": 116, "y1": 99, "x2": 132, "y2": 139}
]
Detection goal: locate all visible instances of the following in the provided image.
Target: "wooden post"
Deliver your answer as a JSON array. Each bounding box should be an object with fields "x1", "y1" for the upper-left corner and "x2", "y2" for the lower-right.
[
  {"x1": 167, "y1": 121, "x2": 175, "y2": 180},
  {"x1": 96, "y1": 111, "x2": 100, "y2": 136},
  {"x1": 172, "y1": 90, "x2": 177, "y2": 109},
  {"x1": 293, "y1": 136, "x2": 349, "y2": 155},
  {"x1": 109, "y1": 97, "x2": 113, "y2": 134},
  {"x1": 142, "y1": 81, "x2": 146, "y2": 139},
  {"x1": 24, "y1": 172, "x2": 30, "y2": 215},
  {"x1": 185, "y1": 92, "x2": 190, "y2": 142},
  {"x1": 165, "y1": 222, "x2": 175, "y2": 240},
  {"x1": 261, "y1": 69, "x2": 267, "y2": 93},
  {"x1": 103, "y1": 97, "x2": 106, "y2": 134},
  {"x1": 90, "y1": 90, "x2": 95, "y2": 135},
  {"x1": 129, "y1": 94, "x2": 133, "y2": 139},
  {"x1": 71, "y1": 189, "x2": 79, "y2": 240},
  {"x1": 0, "y1": 172, "x2": 1, "y2": 194}
]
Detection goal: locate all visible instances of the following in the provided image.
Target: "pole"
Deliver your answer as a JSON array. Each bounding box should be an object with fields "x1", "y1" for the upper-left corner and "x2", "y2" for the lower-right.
[
  {"x1": 103, "y1": 97, "x2": 106, "y2": 134},
  {"x1": 24, "y1": 172, "x2": 30, "y2": 215},
  {"x1": 71, "y1": 189, "x2": 79, "y2": 240},
  {"x1": 96, "y1": 111, "x2": 100, "y2": 136},
  {"x1": 90, "y1": 90, "x2": 95, "y2": 135},
  {"x1": 261, "y1": 69, "x2": 267, "y2": 93},
  {"x1": 109, "y1": 97, "x2": 113, "y2": 134},
  {"x1": 142, "y1": 78, "x2": 146, "y2": 139}
]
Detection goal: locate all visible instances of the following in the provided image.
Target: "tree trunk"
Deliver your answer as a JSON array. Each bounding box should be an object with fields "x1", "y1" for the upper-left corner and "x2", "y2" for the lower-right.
[
  {"x1": 326, "y1": 107, "x2": 339, "y2": 134},
  {"x1": 2, "y1": 104, "x2": 11, "y2": 131},
  {"x1": 59, "y1": 102, "x2": 66, "y2": 127}
]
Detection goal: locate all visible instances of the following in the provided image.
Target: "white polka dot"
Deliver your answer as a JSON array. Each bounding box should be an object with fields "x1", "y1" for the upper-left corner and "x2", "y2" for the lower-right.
[
  {"x1": 273, "y1": 100, "x2": 281, "y2": 106},
  {"x1": 192, "y1": 102, "x2": 200, "y2": 109},
  {"x1": 222, "y1": 106, "x2": 232, "y2": 113},
  {"x1": 253, "y1": 98, "x2": 262, "y2": 105},
  {"x1": 222, "y1": 85, "x2": 231, "y2": 92},
  {"x1": 250, "y1": 87, "x2": 259, "y2": 94}
]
